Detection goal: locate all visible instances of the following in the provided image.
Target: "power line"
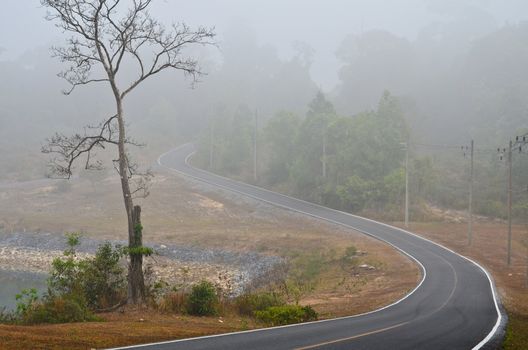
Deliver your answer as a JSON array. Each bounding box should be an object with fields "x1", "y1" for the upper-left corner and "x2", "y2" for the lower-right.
[
  {"x1": 410, "y1": 142, "x2": 496, "y2": 154},
  {"x1": 410, "y1": 142, "x2": 461, "y2": 150}
]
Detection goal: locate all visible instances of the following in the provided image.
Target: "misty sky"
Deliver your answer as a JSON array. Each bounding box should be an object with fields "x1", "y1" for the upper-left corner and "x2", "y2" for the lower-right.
[{"x1": 1, "y1": 0, "x2": 528, "y2": 89}]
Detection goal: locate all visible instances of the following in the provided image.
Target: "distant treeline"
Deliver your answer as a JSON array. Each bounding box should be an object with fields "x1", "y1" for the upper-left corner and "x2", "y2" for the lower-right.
[
  {"x1": 196, "y1": 92, "x2": 412, "y2": 219},
  {"x1": 195, "y1": 91, "x2": 528, "y2": 222}
]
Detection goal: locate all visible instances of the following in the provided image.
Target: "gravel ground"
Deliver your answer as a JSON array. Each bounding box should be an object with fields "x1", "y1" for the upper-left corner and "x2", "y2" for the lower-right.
[{"x1": 0, "y1": 232, "x2": 282, "y2": 296}]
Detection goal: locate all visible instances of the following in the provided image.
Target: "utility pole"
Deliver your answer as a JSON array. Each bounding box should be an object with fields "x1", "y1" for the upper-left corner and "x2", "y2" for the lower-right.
[
  {"x1": 400, "y1": 142, "x2": 409, "y2": 228},
  {"x1": 322, "y1": 129, "x2": 327, "y2": 179},
  {"x1": 253, "y1": 108, "x2": 258, "y2": 182},
  {"x1": 507, "y1": 139, "x2": 513, "y2": 266},
  {"x1": 209, "y1": 118, "x2": 214, "y2": 170},
  {"x1": 468, "y1": 139, "x2": 474, "y2": 246},
  {"x1": 405, "y1": 143, "x2": 409, "y2": 228}
]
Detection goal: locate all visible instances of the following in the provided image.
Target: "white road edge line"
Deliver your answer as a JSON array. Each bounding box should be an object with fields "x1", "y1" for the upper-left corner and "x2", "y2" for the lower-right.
[{"x1": 109, "y1": 145, "x2": 501, "y2": 350}]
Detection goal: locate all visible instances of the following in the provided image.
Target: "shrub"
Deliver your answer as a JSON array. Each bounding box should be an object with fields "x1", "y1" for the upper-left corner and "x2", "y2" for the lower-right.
[
  {"x1": 158, "y1": 291, "x2": 188, "y2": 313},
  {"x1": 48, "y1": 235, "x2": 126, "y2": 311},
  {"x1": 47, "y1": 233, "x2": 85, "y2": 298},
  {"x1": 235, "y1": 292, "x2": 284, "y2": 316},
  {"x1": 2, "y1": 235, "x2": 125, "y2": 325},
  {"x1": 15, "y1": 288, "x2": 39, "y2": 318},
  {"x1": 13, "y1": 288, "x2": 96, "y2": 325},
  {"x1": 23, "y1": 295, "x2": 97, "y2": 324},
  {"x1": 255, "y1": 305, "x2": 318, "y2": 326},
  {"x1": 186, "y1": 281, "x2": 218, "y2": 316},
  {"x1": 82, "y1": 242, "x2": 126, "y2": 309}
]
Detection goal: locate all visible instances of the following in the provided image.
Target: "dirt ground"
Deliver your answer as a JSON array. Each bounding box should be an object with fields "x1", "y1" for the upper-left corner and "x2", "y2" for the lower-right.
[{"x1": 0, "y1": 170, "x2": 420, "y2": 349}]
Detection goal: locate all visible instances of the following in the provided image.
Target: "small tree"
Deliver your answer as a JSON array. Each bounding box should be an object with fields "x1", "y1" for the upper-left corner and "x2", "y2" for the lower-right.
[
  {"x1": 186, "y1": 281, "x2": 218, "y2": 316},
  {"x1": 47, "y1": 233, "x2": 85, "y2": 298},
  {"x1": 40, "y1": 0, "x2": 215, "y2": 304},
  {"x1": 83, "y1": 242, "x2": 126, "y2": 309}
]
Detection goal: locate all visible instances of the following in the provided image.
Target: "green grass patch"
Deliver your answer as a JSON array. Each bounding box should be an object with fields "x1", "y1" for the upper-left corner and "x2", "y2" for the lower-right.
[
  {"x1": 255, "y1": 305, "x2": 318, "y2": 326},
  {"x1": 503, "y1": 312, "x2": 528, "y2": 350}
]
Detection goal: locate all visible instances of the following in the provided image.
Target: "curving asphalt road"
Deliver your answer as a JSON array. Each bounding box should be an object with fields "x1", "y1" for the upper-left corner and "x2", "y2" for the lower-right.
[{"x1": 113, "y1": 143, "x2": 504, "y2": 350}]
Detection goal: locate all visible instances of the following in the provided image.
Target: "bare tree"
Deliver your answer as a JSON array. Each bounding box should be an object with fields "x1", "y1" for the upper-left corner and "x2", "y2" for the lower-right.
[{"x1": 40, "y1": 0, "x2": 215, "y2": 304}]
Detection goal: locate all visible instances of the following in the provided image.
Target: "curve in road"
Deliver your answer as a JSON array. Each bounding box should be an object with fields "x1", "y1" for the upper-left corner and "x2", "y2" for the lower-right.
[{"x1": 113, "y1": 143, "x2": 504, "y2": 350}]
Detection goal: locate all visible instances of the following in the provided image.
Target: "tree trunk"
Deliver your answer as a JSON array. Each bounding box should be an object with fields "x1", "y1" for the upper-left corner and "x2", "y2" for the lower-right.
[
  {"x1": 128, "y1": 205, "x2": 145, "y2": 304},
  {"x1": 114, "y1": 97, "x2": 145, "y2": 304}
]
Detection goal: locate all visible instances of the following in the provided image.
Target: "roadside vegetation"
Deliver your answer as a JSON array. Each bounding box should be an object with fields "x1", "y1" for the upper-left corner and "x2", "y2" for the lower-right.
[
  {"x1": 0, "y1": 224, "x2": 418, "y2": 349},
  {"x1": 0, "y1": 233, "x2": 315, "y2": 326},
  {"x1": 0, "y1": 233, "x2": 123, "y2": 325}
]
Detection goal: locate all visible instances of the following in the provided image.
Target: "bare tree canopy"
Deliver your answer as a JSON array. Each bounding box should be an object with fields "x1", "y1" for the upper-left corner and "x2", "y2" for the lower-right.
[
  {"x1": 44, "y1": 0, "x2": 215, "y2": 95},
  {"x1": 41, "y1": 0, "x2": 216, "y2": 304}
]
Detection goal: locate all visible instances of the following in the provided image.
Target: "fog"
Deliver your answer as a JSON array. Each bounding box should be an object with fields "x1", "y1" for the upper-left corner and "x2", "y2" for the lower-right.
[
  {"x1": 1, "y1": 0, "x2": 528, "y2": 217},
  {"x1": 2, "y1": 0, "x2": 528, "y2": 89}
]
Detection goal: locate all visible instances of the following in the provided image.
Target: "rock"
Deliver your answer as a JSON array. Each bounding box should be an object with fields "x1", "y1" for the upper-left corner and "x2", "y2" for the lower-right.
[
  {"x1": 359, "y1": 264, "x2": 375, "y2": 270},
  {"x1": 0, "y1": 231, "x2": 283, "y2": 297}
]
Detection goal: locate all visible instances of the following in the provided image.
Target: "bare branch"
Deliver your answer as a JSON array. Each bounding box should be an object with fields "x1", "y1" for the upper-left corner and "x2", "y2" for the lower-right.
[
  {"x1": 121, "y1": 23, "x2": 216, "y2": 98},
  {"x1": 43, "y1": 0, "x2": 215, "y2": 97},
  {"x1": 42, "y1": 114, "x2": 119, "y2": 178},
  {"x1": 112, "y1": 154, "x2": 153, "y2": 199},
  {"x1": 130, "y1": 169, "x2": 154, "y2": 199}
]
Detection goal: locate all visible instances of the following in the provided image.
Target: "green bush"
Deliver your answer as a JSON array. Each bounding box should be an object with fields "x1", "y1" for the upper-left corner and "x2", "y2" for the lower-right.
[
  {"x1": 15, "y1": 288, "x2": 39, "y2": 318},
  {"x1": 82, "y1": 242, "x2": 126, "y2": 309},
  {"x1": 47, "y1": 235, "x2": 126, "y2": 311},
  {"x1": 47, "y1": 233, "x2": 85, "y2": 298},
  {"x1": 5, "y1": 234, "x2": 126, "y2": 325},
  {"x1": 12, "y1": 287, "x2": 96, "y2": 325},
  {"x1": 255, "y1": 305, "x2": 318, "y2": 326},
  {"x1": 23, "y1": 295, "x2": 98, "y2": 324},
  {"x1": 235, "y1": 292, "x2": 284, "y2": 316},
  {"x1": 186, "y1": 281, "x2": 218, "y2": 316}
]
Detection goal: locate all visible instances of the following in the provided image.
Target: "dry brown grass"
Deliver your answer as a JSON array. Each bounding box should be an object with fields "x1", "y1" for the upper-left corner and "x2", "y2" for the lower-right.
[{"x1": 0, "y1": 308, "x2": 257, "y2": 350}]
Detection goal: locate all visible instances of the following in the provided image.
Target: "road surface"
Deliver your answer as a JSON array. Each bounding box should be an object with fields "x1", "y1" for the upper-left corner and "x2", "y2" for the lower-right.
[{"x1": 113, "y1": 143, "x2": 504, "y2": 350}]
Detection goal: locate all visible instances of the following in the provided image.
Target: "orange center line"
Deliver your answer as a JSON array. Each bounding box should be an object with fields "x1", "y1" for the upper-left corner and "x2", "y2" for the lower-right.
[{"x1": 293, "y1": 322, "x2": 409, "y2": 350}]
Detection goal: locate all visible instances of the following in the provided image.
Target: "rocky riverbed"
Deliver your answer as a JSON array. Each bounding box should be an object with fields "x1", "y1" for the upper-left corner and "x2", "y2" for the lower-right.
[{"x1": 0, "y1": 232, "x2": 282, "y2": 301}]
